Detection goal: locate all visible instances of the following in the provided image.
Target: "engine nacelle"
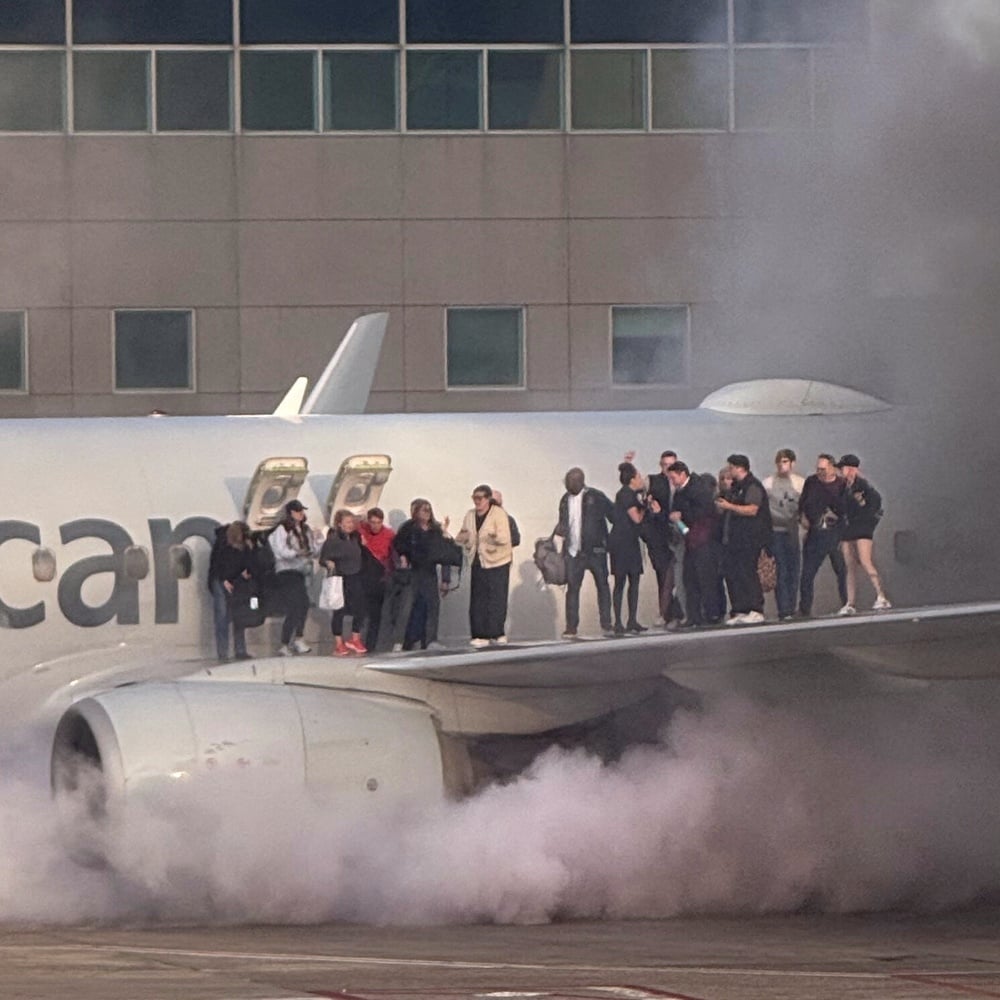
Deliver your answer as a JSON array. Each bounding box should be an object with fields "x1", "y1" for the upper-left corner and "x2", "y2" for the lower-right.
[{"x1": 51, "y1": 680, "x2": 446, "y2": 862}]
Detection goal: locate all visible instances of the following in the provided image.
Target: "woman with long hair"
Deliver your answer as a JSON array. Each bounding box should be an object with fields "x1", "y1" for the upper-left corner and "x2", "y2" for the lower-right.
[
  {"x1": 320, "y1": 508, "x2": 368, "y2": 655},
  {"x1": 268, "y1": 499, "x2": 321, "y2": 656},
  {"x1": 608, "y1": 461, "x2": 647, "y2": 635}
]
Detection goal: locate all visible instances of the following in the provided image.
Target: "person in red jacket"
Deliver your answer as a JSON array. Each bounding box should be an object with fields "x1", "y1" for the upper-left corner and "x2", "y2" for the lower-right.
[{"x1": 359, "y1": 506, "x2": 395, "y2": 650}]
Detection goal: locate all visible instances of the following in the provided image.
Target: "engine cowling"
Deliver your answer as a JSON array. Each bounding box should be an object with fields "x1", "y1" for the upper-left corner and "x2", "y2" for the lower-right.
[{"x1": 51, "y1": 680, "x2": 447, "y2": 863}]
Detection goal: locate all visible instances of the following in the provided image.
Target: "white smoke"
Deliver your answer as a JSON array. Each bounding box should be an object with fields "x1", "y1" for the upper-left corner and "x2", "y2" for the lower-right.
[{"x1": 3, "y1": 680, "x2": 999, "y2": 926}]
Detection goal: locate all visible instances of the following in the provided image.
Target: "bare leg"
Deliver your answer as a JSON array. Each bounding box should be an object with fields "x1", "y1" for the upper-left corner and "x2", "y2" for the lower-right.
[
  {"x1": 855, "y1": 538, "x2": 886, "y2": 601},
  {"x1": 840, "y1": 540, "x2": 859, "y2": 607}
]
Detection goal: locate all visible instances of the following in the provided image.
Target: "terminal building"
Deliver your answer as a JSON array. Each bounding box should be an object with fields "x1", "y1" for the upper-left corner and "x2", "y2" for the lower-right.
[{"x1": 0, "y1": 0, "x2": 897, "y2": 417}]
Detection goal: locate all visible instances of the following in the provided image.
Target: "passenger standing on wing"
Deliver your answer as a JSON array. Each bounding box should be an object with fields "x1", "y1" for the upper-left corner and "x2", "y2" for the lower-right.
[
  {"x1": 207, "y1": 520, "x2": 254, "y2": 662},
  {"x1": 608, "y1": 462, "x2": 648, "y2": 635},
  {"x1": 269, "y1": 499, "x2": 321, "y2": 655},
  {"x1": 457, "y1": 485, "x2": 513, "y2": 647},
  {"x1": 717, "y1": 454, "x2": 772, "y2": 625},
  {"x1": 836, "y1": 454, "x2": 892, "y2": 613},
  {"x1": 359, "y1": 506, "x2": 394, "y2": 650},
  {"x1": 555, "y1": 467, "x2": 614, "y2": 638},
  {"x1": 645, "y1": 450, "x2": 682, "y2": 627},
  {"x1": 667, "y1": 461, "x2": 722, "y2": 626},
  {"x1": 797, "y1": 454, "x2": 849, "y2": 617},
  {"x1": 763, "y1": 449, "x2": 805, "y2": 621},
  {"x1": 320, "y1": 509, "x2": 368, "y2": 656}
]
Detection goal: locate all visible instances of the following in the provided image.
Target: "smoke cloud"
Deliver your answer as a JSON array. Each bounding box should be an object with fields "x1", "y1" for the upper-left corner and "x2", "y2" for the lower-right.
[{"x1": 3, "y1": 677, "x2": 999, "y2": 926}]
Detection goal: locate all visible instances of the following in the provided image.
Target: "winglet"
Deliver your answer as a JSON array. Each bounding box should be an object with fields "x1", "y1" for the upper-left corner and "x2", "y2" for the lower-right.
[
  {"x1": 300, "y1": 312, "x2": 389, "y2": 415},
  {"x1": 272, "y1": 376, "x2": 309, "y2": 417}
]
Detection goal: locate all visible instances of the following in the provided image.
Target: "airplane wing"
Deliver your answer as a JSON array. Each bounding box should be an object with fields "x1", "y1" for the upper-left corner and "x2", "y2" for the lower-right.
[{"x1": 366, "y1": 602, "x2": 1000, "y2": 689}]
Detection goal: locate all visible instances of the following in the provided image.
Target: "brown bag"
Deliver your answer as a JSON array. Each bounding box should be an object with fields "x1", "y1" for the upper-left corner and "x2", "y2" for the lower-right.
[{"x1": 757, "y1": 550, "x2": 777, "y2": 593}]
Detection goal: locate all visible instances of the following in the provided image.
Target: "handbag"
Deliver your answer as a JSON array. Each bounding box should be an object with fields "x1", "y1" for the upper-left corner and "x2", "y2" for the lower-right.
[
  {"x1": 427, "y1": 533, "x2": 464, "y2": 567},
  {"x1": 757, "y1": 550, "x2": 777, "y2": 593},
  {"x1": 318, "y1": 574, "x2": 345, "y2": 611},
  {"x1": 228, "y1": 579, "x2": 266, "y2": 628},
  {"x1": 533, "y1": 533, "x2": 567, "y2": 586}
]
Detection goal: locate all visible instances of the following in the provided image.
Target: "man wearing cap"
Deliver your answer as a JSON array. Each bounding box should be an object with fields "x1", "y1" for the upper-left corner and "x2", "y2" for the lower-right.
[
  {"x1": 837, "y1": 454, "x2": 891, "y2": 613},
  {"x1": 797, "y1": 454, "x2": 848, "y2": 617},
  {"x1": 716, "y1": 454, "x2": 772, "y2": 625},
  {"x1": 269, "y1": 498, "x2": 322, "y2": 655}
]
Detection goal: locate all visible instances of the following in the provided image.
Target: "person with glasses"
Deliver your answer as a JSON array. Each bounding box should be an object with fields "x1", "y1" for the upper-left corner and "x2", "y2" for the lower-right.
[{"x1": 457, "y1": 485, "x2": 513, "y2": 647}]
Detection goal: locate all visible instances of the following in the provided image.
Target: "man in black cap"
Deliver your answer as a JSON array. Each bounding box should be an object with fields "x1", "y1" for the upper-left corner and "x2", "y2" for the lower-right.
[
  {"x1": 268, "y1": 498, "x2": 321, "y2": 655},
  {"x1": 836, "y1": 454, "x2": 891, "y2": 613},
  {"x1": 716, "y1": 454, "x2": 772, "y2": 625}
]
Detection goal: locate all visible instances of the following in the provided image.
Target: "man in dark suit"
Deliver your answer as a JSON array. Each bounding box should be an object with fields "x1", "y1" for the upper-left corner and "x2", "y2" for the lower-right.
[{"x1": 555, "y1": 467, "x2": 614, "y2": 638}]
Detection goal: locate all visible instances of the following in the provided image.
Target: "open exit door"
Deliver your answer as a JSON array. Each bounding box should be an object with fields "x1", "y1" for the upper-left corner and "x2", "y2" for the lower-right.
[
  {"x1": 243, "y1": 457, "x2": 309, "y2": 531},
  {"x1": 325, "y1": 454, "x2": 392, "y2": 521}
]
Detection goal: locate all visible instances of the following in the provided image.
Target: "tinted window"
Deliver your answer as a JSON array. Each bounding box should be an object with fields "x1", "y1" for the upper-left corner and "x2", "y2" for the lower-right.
[
  {"x1": 572, "y1": 0, "x2": 726, "y2": 43},
  {"x1": 0, "y1": 52, "x2": 64, "y2": 132},
  {"x1": 488, "y1": 51, "x2": 561, "y2": 130},
  {"x1": 652, "y1": 49, "x2": 728, "y2": 130},
  {"x1": 735, "y1": 49, "x2": 811, "y2": 130},
  {"x1": 735, "y1": 0, "x2": 869, "y2": 44},
  {"x1": 0, "y1": 0, "x2": 65, "y2": 44},
  {"x1": 612, "y1": 307, "x2": 688, "y2": 385},
  {"x1": 324, "y1": 51, "x2": 397, "y2": 131},
  {"x1": 0, "y1": 312, "x2": 26, "y2": 391},
  {"x1": 115, "y1": 311, "x2": 193, "y2": 391},
  {"x1": 156, "y1": 52, "x2": 231, "y2": 131},
  {"x1": 571, "y1": 51, "x2": 645, "y2": 130},
  {"x1": 241, "y1": 0, "x2": 398, "y2": 43},
  {"x1": 408, "y1": 0, "x2": 562, "y2": 43},
  {"x1": 407, "y1": 51, "x2": 480, "y2": 131},
  {"x1": 241, "y1": 51, "x2": 315, "y2": 131},
  {"x1": 73, "y1": 0, "x2": 231, "y2": 43},
  {"x1": 447, "y1": 309, "x2": 524, "y2": 388},
  {"x1": 74, "y1": 52, "x2": 149, "y2": 132}
]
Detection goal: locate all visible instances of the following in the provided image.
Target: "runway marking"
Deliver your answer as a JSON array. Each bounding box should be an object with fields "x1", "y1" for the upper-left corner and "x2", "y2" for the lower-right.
[{"x1": 892, "y1": 975, "x2": 1000, "y2": 998}]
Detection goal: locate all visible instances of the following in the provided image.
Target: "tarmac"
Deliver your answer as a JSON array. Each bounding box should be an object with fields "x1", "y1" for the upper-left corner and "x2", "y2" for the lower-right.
[{"x1": 1, "y1": 910, "x2": 999, "y2": 1000}]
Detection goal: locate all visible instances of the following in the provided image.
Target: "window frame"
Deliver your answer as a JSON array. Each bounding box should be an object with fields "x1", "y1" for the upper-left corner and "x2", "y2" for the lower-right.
[
  {"x1": 444, "y1": 306, "x2": 527, "y2": 391},
  {"x1": 0, "y1": 310, "x2": 29, "y2": 394},
  {"x1": 112, "y1": 308, "x2": 196, "y2": 394},
  {"x1": 609, "y1": 304, "x2": 691, "y2": 388}
]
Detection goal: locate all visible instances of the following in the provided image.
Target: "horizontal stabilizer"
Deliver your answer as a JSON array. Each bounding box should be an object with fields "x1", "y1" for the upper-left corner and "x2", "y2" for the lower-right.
[{"x1": 272, "y1": 376, "x2": 308, "y2": 417}]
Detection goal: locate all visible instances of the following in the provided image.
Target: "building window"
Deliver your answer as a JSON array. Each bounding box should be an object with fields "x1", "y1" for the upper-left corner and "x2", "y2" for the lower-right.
[
  {"x1": 651, "y1": 49, "x2": 728, "y2": 130},
  {"x1": 735, "y1": 48, "x2": 811, "y2": 130},
  {"x1": 323, "y1": 51, "x2": 397, "y2": 131},
  {"x1": 241, "y1": 51, "x2": 316, "y2": 131},
  {"x1": 446, "y1": 308, "x2": 524, "y2": 388},
  {"x1": 408, "y1": 0, "x2": 563, "y2": 43},
  {"x1": 488, "y1": 50, "x2": 561, "y2": 130},
  {"x1": 0, "y1": 51, "x2": 64, "y2": 132},
  {"x1": 156, "y1": 52, "x2": 231, "y2": 131},
  {"x1": 114, "y1": 310, "x2": 194, "y2": 391},
  {"x1": 0, "y1": 0, "x2": 65, "y2": 44},
  {"x1": 73, "y1": 51, "x2": 149, "y2": 132},
  {"x1": 571, "y1": 50, "x2": 645, "y2": 130},
  {"x1": 612, "y1": 306, "x2": 688, "y2": 386},
  {"x1": 0, "y1": 312, "x2": 27, "y2": 392},
  {"x1": 73, "y1": 0, "x2": 232, "y2": 44},
  {"x1": 407, "y1": 51, "x2": 480, "y2": 131},
  {"x1": 241, "y1": 0, "x2": 398, "y2": 44},
  {"x1": 572, "y1": 0, "x2": 726, "y2": 43},
  {"x1": 735, "y1": 0, "x2": 868, "y2": 44}
]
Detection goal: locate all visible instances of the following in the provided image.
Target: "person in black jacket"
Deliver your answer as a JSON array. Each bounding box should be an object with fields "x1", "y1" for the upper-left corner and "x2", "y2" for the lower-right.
[
  {"x1": 668, "y1": 461, "x2": 723, "y2": 626},
  {"x1": 608, "y1": 462, "x2": 648, "y2": 634},
  {"x1": 837, "y1": 454, "x2": 891, "y2": 613},
  {"x1": 645, "y1": 450, "x2": 681, "y2": 626},
  {"x1": 717, "y1": 453, "x2": 772, "y2": 625},
  {"x1": 798, "y1": 453, "x2": 849, "y2": 617},
  {"x1": 320, "y1": 509, "x2": 368, "y2": 655},
  {"x1": 555, "y1": 467, "x2": 614, "y2": 638},
  {"x1": 207, "y1": 520, "x2": 255, "y2": 662}
]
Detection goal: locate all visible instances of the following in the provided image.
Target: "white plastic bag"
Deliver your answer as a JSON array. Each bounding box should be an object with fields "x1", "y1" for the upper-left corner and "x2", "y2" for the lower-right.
[{"x1": 318, "y1": 574, "x2": 344, "y2": 611}]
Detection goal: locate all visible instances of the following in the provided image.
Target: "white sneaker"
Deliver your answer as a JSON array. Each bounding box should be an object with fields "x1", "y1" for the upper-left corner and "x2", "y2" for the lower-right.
[
  {"x1": 277, "y1": 644, "x2": 293, "y2": 657},
  {"x1": 490, "y1": 635, "x2": 508, "y2": 645},
  {"x1": 873, "y1": 596, "x2": 892, "y2": 610},
  {"x1": 726, "y1": 614, "x2": 747, "y2": 626},
  {"x1": 837, "y1": 604, "x2": 857, "y2": 616},
  {"x1": 291, "y1": 638, "x2": 311, "y2": 654},
  {"x1": 469, "y1": 637, "x2": 490, "y2": 648},
  {"x1": 741, "y1": 610, "x2": 766, "y2": 625},
  {"x1": 391, "y1": 642, "x2": 404, "y2": 653}
]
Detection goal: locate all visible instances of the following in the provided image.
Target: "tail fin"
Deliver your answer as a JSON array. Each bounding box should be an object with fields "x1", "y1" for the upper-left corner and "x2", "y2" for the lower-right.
[{"x1": 300, "y1": 312, "x2": 389, "y2": 415}]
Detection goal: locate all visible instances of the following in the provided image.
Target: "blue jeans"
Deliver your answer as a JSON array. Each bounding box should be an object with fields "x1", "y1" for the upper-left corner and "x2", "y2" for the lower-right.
[
  {"x1": 211, "y1": 579, "x2": 247, "y2": 659},
  {"x1": 771, "y1": 530, "x2": 801, "y2": 618},
  {"x1": 799, "y1": 529, "x2": 847, "y2": 615}
]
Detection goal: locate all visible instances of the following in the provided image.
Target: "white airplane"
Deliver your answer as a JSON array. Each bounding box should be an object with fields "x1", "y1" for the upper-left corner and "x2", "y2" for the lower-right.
[{"x1": 2, "y1": 313, "x2": 998, "y2": 862}]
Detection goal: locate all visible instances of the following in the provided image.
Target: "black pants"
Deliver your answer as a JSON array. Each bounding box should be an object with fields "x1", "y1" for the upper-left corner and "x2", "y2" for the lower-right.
[
  {"x1": 684, "y1": 542, "x2": 724, "y2": 624},
  {"x1": 800, "y1": 528, "x2": 847, "y2": 614},
  {"x1": 393, "y1": 568, "x2": 440, "y2": 650},
  {"x1": 330, "y1": 573, "x2": 367, "y2": 637},
  {"x1": 649, "y1": 549, "x2": 680, "y2": 622},
  {"x1": 275, "y1": 570, "x2": 310, "y2": 645},
  {"x1": 470, "y1": 560, "x2": 510, "y2": 640},
  {"x1": 565, "y1": 549, "x2": 612, "y2": 632},
  {"x1": 364, "y1": 580, "x2": 386, "y2": 650},
  {"x1": 723, "y1": 544, "x2": 764, "y2": 616},
  {"x1": 612, "y1": 570, "x2": 641, "y2": 628}
]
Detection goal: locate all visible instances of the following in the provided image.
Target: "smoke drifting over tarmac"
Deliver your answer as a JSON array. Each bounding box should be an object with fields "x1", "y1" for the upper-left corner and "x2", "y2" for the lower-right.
[{"x1": 3, "y1": 680, "x2": 1000, "y2": 925}]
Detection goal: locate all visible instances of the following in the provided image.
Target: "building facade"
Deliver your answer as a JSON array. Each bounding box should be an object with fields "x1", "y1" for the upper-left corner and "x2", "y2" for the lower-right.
[{"x1": 0, "y1": 0, "x2": 878, "y2": 416}]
